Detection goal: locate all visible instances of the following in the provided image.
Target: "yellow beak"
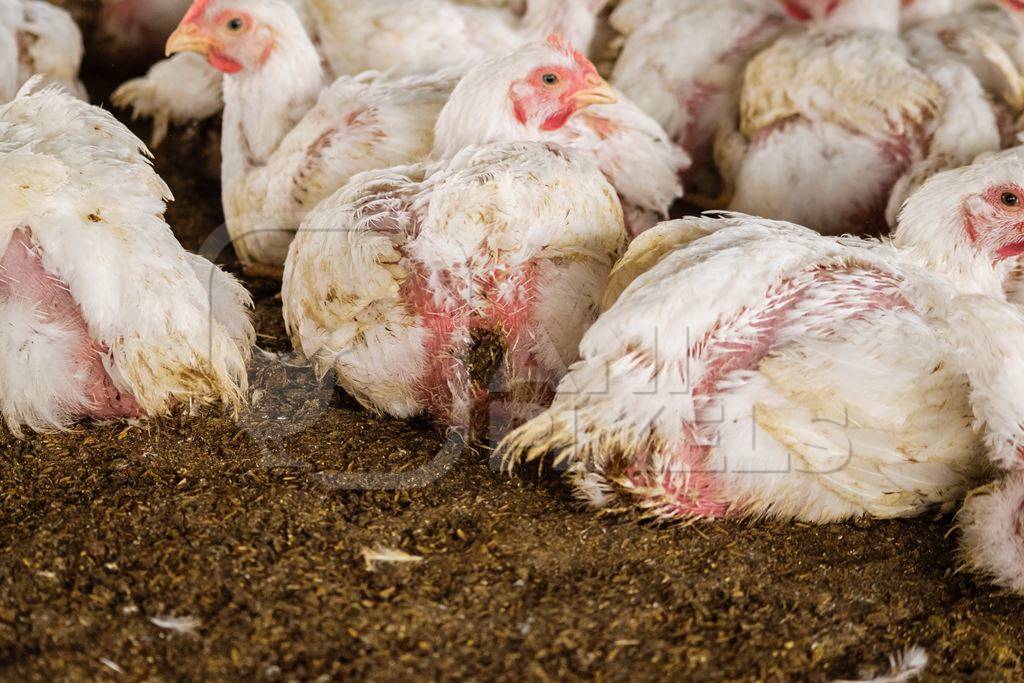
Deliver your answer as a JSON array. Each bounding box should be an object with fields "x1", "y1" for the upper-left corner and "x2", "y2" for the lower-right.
[
  {"x1": 574, "y1": 75, "x2": 617, "y2": 107},
  {"x1": 166, "y1": 24, "x2": 215, "y2": 57}
]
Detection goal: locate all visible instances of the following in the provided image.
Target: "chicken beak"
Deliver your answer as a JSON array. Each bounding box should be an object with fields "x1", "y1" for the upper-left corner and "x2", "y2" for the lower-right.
[
  {"x1": 573, "y1": 75, "x2": 617, "y2": 107},
  {"x1": 166, "y1": 24, "x2": 215, "y2": 57}
]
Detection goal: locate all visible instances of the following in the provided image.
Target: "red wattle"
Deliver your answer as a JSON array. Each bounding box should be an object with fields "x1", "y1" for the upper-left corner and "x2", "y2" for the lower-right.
[
  {"x1": 208, "y1": 50, "x2": 242, "y2": 74},
  {"x1": 540, "y1": 106, "x2": 574, "y2": 132}
]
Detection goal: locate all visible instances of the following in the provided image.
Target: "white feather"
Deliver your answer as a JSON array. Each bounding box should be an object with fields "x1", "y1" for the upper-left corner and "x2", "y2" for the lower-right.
[
  {"x1": 499, "y1": 150, "x2": 1024, "y2": 524},
  {"x1": 283, "y1": 142, "x2": 624, "y2": 421},
  {"x1": 833, "y1": 645, "x2": 929, "y2": 683},
  {"x1": 959, "y1": 473, "x2": 1024, "y2": 593},
  {"x1": 0, "y1": 88, "x2": 254, "y2": 433}
]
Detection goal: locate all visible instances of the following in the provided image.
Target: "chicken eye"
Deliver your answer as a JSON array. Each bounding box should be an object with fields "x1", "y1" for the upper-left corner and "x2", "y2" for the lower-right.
[
  {"x1": 541, "y1": 73, "x2": 559, "y2": 86},
  {"x1": 1003, "y1": 192, "x2": 1020, "y2": 208},
  {"x1": 226, "y1": 17, "x2": 245, "y2": 31}
]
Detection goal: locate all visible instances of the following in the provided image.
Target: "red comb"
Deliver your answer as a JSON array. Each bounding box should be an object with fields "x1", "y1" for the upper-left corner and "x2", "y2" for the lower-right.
[
  {"x1": 182, "y1": 0, "x2": 214, "y2": 25},
  {"x1": 546, "y1": 33, "x2": 567, "y2": 50},
  {"x1": 545, "y1": 34, "x2": 594, "y2": 73}
]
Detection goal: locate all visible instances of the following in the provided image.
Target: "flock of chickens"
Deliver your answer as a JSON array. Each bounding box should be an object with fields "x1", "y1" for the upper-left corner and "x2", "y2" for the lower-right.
[{"x1": 5, "y1": 0, "x2": 1024, "y2": 600}]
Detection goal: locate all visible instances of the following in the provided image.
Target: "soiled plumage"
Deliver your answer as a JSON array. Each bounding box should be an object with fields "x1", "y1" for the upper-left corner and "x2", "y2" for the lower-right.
[
  {"x1": 282, "y1": 40, "x2": 628, "y2": 431},
  {"x1": 0, "y1": 86, "x2": 253, "y2": 435},
  {"x1": 723, "y1": 0, "x2": 999, "y2": 236},
  {"x1": 959, "y1": 471, "x2": 1024, "y2": 594},
  {"x1": 283, "y1": 143, "x2": 624, "y2": 429},
  {"x1": 498, "y1": 148, "x2": 1024, "y2": 524},
  {"x1": 609, "y1": 0, "x2": 788, "y2": 184},
  {"x1": 903, "y1": 1, "x2": 1024, "y2": 141},
  {"x1": 739, "y1": 32, "x2": 942, "y2": 141}
]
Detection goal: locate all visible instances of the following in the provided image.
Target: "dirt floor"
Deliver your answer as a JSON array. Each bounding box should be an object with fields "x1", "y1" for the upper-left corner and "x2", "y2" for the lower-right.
[{"x1": 2, "y1": 4, "x2": 1024, "y2": 681}]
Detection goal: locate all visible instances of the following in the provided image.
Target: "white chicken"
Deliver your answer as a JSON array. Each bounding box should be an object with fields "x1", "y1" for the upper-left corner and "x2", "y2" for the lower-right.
[
  {"x1": 721, "y1": 0, "x2": 1000, "y2": 236},
  {"x1": 609, "y1": 0, "x2": 790, "y2": 189},
  {"x1": 497, "y1": 148, "x2": 1024, "y2": 523},
  {"x1": 0, "y1": 84, "x2": 253, "y2": 435},
  {"x1": 111, "y1": 51, "x2": 226, "y2": 147},
  {"x1": 282, "y1": 42, "x2": 628, "y2": 432},
  {"x1": 941, "y1": 292, "x2": 1024, "y2": 596},
  {"x1": 163, "y1": 0, "x2": 683, "y2": 269},
  {"x1": 960, "y1": 470, "x2": 1024, "y2": 595},
  {"x1": 903, "y1": 0, "x2": 1024, "y2": 144},
  {"x1": 112, "y1": 0, "x2": 607, "y2": 145},
  {"x1": 0, "y1": 0, "x2": 85, "y2": 102},
  {"x1": 163, "y1": 0, "x2": 455, "y2": 270}
]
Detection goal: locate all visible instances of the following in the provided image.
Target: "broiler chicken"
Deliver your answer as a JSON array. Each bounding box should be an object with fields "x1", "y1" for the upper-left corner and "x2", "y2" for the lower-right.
[
  {"x1": 943, "y1": 148, "x2": 1024, "y2": 599},
  {"x1": 0, "y1": 84, "x2": 253, "y2": 435},
  {"x1": 960, "y1": 470, "x2": 1024, "y2": 596},
  {"x1": 498, "y1": 149, "x2": 1024, "y2": 523},
  {"x1": 281, "y1": 41, "x2": 628, "y2": 433},
  {"x1": 0, "y1": 0, "x2": 85, "y2": 101},
  {"x1": 422, "y1": 36, "x2": 687, "y2": 237},
  {"x1": 111, "y1": 51, "x2": 225, "y2": 147},
  {"x1": 163, "y1": 0, "x2": 455, "y2": 270},
  {"x1": 946, "y1": 291, "x2": 1024, "y2": 597},
  {"x1": 112, "y1": 0, "x2": 607, "y2": 145},
  {"x1": 163, "y1": 0, "x2": 683, "y2": 269},
  {"x1": 720, "y1": 0, "x2": 1000, "y2": 236},
  {"x1": 903, "y1": 0, "x2": 1024, "y2": 144},
  {"x1": 609, "y1": 0, "x2": 790, "y2": 188}
]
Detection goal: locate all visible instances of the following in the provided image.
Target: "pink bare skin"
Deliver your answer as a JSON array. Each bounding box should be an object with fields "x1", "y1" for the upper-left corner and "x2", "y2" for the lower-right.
[
  {"x1": 401, "y1": 256, "x2": 555, "y2": 434},
  {"x1": 626, "y1": 267, "x2": 910, "y2": 519},
  {"x1": 780, "y1": 0, "x2": 844, "y2": 22},
  {"x1": 0, "y1": 229, "x2": 143, "y2": 421},
  {"x1": 367, "y1": 41, "x2": 611, "y2": 430}
]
